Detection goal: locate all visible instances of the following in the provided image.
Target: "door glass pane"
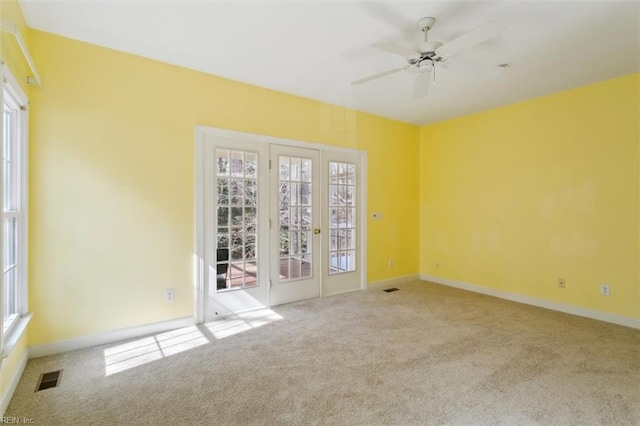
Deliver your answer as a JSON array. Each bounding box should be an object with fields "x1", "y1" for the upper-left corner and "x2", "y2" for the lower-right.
[
  {"x1": 230, "y1": 180, "x2": 244, "y2": 205},
  {"x1": 279, "y1": 157, "x2": 289, "y2": 180},
  {"x1": 278, "y1": 155, "x2": 313, "y2": 282},
  {"x1": 231, "y1": 151, "x2": 244, "y2": 178},
  {"x1": 245, "y1": 153, "x2": 257, "y2": 178},
  {"x1": 217, "y1": 178, "x2": 229, "y2": 205},
  {"x1": 245, "y1": 207, "x2": 257, "y2": 232},
  {"x1": 245, "y1": 180, "x2": 257, "y2": 205},
  {"x1": 328, "y1": 161, "x2": 356, "y2": 274},
  {"x1": 216, "y1": 150, "x2": 229, "y2": 175},
  {"x1": 215, "y1": 149, "x2": 260, "y2": 291},
  {"x1": 245, "y1": 261, "x2": 258, "y2": 287}
]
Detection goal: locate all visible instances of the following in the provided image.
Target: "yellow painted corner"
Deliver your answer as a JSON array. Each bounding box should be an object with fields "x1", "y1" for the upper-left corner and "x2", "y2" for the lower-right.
[
  {"x1": 1, "y1": 0, "x2": 32, "y2": 94},
  {"x1": 0, "y1": 331, "x2": 27, "y2": 413}
]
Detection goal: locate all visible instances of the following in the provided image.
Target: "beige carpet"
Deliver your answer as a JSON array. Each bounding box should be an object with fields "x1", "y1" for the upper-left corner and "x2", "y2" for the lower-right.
[{"x1": 8, "y1": 280, "x2": 640, "y2": 425}]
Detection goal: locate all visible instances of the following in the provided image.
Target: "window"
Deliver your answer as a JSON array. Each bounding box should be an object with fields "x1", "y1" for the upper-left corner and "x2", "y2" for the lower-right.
[{"x1": 1, "y1": 65, "x2": 29, "y2": 350}]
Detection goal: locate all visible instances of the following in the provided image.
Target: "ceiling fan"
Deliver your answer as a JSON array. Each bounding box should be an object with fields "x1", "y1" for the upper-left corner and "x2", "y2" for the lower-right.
[{"x1": 352, "y1": 17, "x2": 507, "y2": 99}]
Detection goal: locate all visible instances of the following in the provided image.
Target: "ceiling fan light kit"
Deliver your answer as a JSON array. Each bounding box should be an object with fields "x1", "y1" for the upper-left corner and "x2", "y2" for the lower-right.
[{"x1": 352, "y1": 16, "x2": 507, "y2": 100}]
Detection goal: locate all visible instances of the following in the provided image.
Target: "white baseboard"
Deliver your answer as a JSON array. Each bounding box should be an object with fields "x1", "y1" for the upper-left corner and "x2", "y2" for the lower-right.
[
  {"x1": 29, "y1": 316, "x2": 195, "y2": 359},
  {"x1": 0, "y1": 349, "x2": 28, "y2": 416},
  {"x1": 420, "y1": 274, "x2": 640, "y2": 329},
  {"x1": 368, "y1": 274, "x2": 419, "y2": 290}
]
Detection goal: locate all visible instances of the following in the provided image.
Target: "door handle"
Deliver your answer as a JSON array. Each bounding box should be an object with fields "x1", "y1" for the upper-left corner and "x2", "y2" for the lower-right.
[{"x1": 314, "y1": 228, "x2": 321, "y2": 235}]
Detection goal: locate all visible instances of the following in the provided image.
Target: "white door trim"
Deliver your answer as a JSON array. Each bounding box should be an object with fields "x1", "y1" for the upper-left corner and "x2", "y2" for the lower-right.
[
  {"x1": 194, "y1": 129, "x2": 206, "y2": 324},
  {"x1": 195, "y1": 126, "x2": 365, "y2": 156},
  {"x1": 194, "y1": 126, "x2": 367, "y2": 320}
]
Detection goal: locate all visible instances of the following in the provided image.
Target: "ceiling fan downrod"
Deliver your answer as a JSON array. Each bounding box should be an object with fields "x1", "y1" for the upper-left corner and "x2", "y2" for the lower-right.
[{"x1": 417, "y1": 17, "x2": 436, "y2": 42}]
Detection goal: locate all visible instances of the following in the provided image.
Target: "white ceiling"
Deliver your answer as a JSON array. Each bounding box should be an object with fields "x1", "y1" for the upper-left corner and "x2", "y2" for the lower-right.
[{"x1": 18, "y1": 1, "x2": 640, "y2": 125}]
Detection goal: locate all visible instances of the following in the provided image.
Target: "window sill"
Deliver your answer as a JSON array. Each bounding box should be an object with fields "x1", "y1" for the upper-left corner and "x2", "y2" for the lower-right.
[{"x1": 2, "y1": 312, "x2": 32, "y2": 359}]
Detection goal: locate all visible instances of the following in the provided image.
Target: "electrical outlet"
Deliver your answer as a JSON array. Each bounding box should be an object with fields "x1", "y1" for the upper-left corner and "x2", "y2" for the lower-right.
[
  {"x1": 600, "y1": 284, "x2": 610, "y2": 296},
  {"x1": 435, "y1": 262, "x2": 440, "y2": 269},
  {"x1": 558, "y1": 278, "x2": 566, "y2": 288},
  {"x1": 388, "y1": 258, "x2": 393, "y2": 268},
  {"x1": 165, "y1": 289, "x2": 174, "y2": 302}
]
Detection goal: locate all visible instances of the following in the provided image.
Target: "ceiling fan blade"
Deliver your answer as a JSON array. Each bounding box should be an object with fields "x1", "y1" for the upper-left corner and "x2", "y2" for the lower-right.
[
  {"x1": 441, "y1": 59, "x2": 507, "y2": 79},
  {"x1": 412, "y1": 71, "x2": 431, "y2": 100},
  {"x1": 351, "y1": 67, "x2": 407, "y2": 86},
  {"x1": 435, "y1": 21, "x2": 504, "y2": 59},
  {"x1": 371, "y1": 42, "x2": 420, "y2": 58}
]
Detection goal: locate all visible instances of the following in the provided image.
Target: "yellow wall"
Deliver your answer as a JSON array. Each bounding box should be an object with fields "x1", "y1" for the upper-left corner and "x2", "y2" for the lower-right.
[
  {"x1": 0, "y1": 333, "x2": 27, "y2": 402},
  {"x1": 420, "y1": 74, "x2": 640, "y2": 319},
  {"x1": 1, "y1": 0, "x2": 31, "y2": 94},
  {"x1": 27, "y1": 30, "x2": 419, "y2": 346}
]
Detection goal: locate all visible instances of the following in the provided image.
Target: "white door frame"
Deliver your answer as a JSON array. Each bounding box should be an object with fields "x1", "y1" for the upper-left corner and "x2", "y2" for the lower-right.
[{"x1": 194, "y1": 126, "x2": 367, "y2": 323}]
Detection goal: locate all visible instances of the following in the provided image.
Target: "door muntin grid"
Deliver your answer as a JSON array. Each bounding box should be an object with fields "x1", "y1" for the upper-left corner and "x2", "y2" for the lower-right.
[
  {"x1": 328, "y1": 162, "x2": 356, "y2": 274},
  {"x1": 215, "y1": 149, "x2": 259, "y2": 291},
  {"x1": 278, "y1": 156, "x2": 313, "y2": 282}
]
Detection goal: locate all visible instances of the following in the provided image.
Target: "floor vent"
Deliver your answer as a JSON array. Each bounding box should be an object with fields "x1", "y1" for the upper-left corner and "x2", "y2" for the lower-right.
[
  {"x1": 383, "y1": 288, "x2": 399, "y2": 293},
  {"x1": 35, "y1": 370, "x2": 62, "y2": 392}
]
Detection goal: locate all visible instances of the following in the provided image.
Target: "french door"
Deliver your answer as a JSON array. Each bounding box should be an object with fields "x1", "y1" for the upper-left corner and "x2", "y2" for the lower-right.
[
  {"x1": 197, "y1": 128, "x2": 364, "y2": 320},
  {"x1": 322, "y1": 150, "x2": 362, "y2": 296},
  {"x1": 269, "y1": 145, "x2": 321, "y2": 306},
  {"x1": 201, "y1": 137, "x2": 270, "y2": 319}
]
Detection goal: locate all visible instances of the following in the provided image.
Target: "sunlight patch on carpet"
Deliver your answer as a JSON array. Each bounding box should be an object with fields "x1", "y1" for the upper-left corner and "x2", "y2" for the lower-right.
[
  {"x1": 205, "y1": 309, "x2": 283, "y2": 339},
  {"x1": 103, "y1": 326, "x2": 209, "y2": 376}
]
